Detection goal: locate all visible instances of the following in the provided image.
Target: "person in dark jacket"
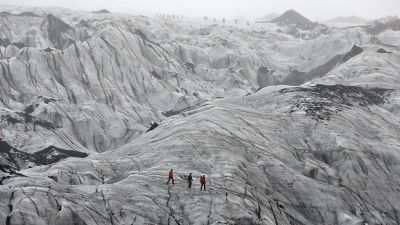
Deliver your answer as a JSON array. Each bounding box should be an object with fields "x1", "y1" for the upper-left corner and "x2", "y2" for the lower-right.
[
  {"x1": 167, "y1": 169, "x2": 174, "y2": 184},
  {"x1": 187, "y1": 173, "x2": 193, "y2": 188},
  {"x1": 200, "y1": 175, "x2": 206, "y2": 191}
]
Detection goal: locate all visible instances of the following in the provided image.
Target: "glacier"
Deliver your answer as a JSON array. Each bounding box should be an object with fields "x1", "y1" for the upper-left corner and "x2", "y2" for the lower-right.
[{"x1": 0, "y1": 5, "x2": 399, "y2": 225}]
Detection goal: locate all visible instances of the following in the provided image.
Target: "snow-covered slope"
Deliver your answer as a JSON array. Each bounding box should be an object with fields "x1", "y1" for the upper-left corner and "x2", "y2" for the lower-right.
[
  {"x1": 0, "y1": 6, "x2": 378, "y2": 154},
  {"x1": 2, "y1": 83, "x2": 400, "y2": 225},
  {"x1": 0, "y1": 5, "x2": 400, "y2": 225}
]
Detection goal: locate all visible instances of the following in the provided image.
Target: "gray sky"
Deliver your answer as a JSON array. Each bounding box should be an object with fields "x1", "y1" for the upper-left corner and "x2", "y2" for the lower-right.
[{"x1": 1, "y1": 0, "x2": 399, "y2": 21}]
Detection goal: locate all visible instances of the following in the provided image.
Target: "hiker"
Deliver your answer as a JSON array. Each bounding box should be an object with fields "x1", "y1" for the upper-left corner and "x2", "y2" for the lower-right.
[
  {"x1": 187, "y1": 173, "x2": 193, "y2": 188},
  {"x1": 200, "y1": 175, "x2": 206, "y2": 191},
  {"x1": 167, "y1": 169, "x2": 174, "y2": 184}
]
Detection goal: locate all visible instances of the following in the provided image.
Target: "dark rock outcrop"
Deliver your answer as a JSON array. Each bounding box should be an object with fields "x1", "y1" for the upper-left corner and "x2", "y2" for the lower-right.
[
  {"x1": 0, "y1": 138, "x2": 88, "y2": 176},
  {"x1": 342, "y1": 44, "x2": 363, "y2": 63},
  {"x1": 281, "y1": 69, "x2": 307, "y2": 86},
  {"x1": 280, "y1": 84, "x2": 390, "y2": 120},
  {"x1": 33, "y1": 146, "x2": 88, "y2": 165},
  {"x1": 0, "y1": 138, "x2": 36, "y2": 171},
  {"x1": 43, "y1": 47, "x2": 55, "y2": 52},
  {"x1": 146, "y1": 122, "x2": 159, "y2": 133},
  {"x1": 281, "y1": 45, "x2": 362, "y2": 86}
]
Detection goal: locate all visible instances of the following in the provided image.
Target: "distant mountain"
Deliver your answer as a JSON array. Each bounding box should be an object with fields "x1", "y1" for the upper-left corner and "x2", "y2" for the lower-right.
[
  {"x1": 92, "y1": 9, "x2": 110, "y2": 14},
  {"x1": 368, "y1": 15, "x2": 399, "y2": 25},
  {"x1": 271, "y1": 10, "x2": 315, "y2": 29},
  {"x1": 324, "y1": 16, "x2": 368, "y2": 26},
  {"x1": 257, "y1": 13, "x2": 279, "y2": 22}
]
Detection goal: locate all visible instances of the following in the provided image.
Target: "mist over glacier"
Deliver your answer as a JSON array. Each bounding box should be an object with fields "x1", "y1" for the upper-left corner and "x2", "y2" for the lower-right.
[{"x1": 0, "y1": 3, "x2": 399, "y2": 225}]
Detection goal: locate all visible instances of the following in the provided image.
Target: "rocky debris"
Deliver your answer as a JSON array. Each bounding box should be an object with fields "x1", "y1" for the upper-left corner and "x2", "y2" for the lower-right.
[
  {"x1": 0, "y1": 138, "x2": 36, "y2": 171},
  {"x1": 0, "y1": 138, "x2": 88, "y2": 171},
  {"x1": 0, "y1": 138, "x2": 87, "y2": 186},
  {"x1": 33, "y1": 146, "x2": 88, "y2": 165},
  {"x1": 279, "y1": 84, "x2": 390, "y2": 120}
]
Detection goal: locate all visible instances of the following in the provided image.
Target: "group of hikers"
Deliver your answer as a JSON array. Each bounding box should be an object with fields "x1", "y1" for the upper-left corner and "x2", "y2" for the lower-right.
[{"x1": 166, "y1": 169, "x2": 206, "y2": 191}]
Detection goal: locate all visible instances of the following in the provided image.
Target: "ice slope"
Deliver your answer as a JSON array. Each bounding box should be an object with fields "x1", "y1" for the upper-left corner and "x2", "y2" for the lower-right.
[
  {"x1": 0, "y1": 6, "x2": 398, "y2": 156},
  {"x1": 0, "y1": 4, "x2": 397, "y2": 157},
  {"x1": 1, "y1": 84, "x2": 400, "y2": 225},
  {"x1": 0, "y1": 5, "x2": 399, "y2": 225},
  {"x1": 309, "y1": 46, "x2": 400, "y2": 89}
]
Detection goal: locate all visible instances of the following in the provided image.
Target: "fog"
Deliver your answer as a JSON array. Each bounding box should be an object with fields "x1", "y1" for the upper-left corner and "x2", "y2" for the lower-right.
[{"x1": 1, "y1": 0, "x2": 399, "y2": 21}]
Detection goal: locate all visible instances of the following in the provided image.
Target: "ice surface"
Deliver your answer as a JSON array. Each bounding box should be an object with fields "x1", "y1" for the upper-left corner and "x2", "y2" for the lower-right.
[{"x1": 0, "y1": 5, "x2": 399, "y2": 225}]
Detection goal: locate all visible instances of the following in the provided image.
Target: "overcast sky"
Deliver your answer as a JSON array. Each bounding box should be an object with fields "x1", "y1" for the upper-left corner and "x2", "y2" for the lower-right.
[{"x1": 1, "y1": 0, "x2": 399, "y2": 21}]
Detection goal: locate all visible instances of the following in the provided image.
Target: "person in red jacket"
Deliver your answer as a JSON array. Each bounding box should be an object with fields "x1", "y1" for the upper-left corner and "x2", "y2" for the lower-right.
[
  {"x1": 167, "y1": 169, "x2": 174, "y2": 184},
  {"x1": 200, "y1": 175, "x2": 206, "y2": 191}
]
